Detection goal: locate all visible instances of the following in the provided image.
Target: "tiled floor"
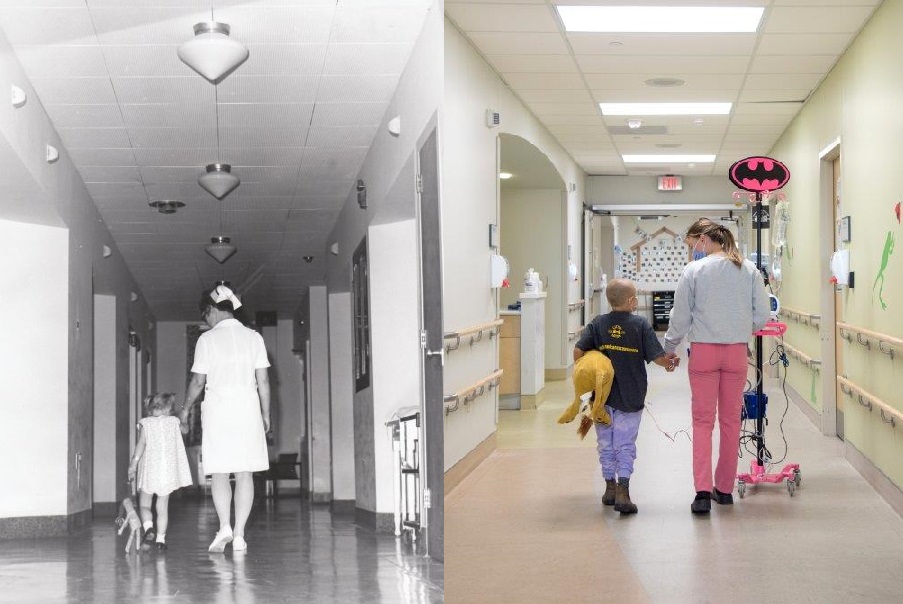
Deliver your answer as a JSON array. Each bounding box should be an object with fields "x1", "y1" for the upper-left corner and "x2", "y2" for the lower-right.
[
  {"x1": 446, "y1": 350, "x2": 903, "y2": 603},
  {"x1": 0, "y1": 495, "x2": 443, "y2": 604}
]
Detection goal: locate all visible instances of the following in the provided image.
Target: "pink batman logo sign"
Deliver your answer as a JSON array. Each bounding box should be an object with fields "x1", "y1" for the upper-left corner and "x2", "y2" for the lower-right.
[{"x1": 728, "y1": 156, "x2": 790, "y2": 192}]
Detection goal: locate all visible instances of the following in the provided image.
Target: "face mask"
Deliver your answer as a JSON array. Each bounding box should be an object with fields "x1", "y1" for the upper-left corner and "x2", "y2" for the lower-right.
[{"x1": 692, "y1": 239, "x2": 706, "y2": 261}]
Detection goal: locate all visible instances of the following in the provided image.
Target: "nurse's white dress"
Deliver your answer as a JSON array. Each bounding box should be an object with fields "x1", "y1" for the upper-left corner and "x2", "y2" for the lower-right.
[{"x1": 191, "y1": 318, "x2": 271, "y2": 474}]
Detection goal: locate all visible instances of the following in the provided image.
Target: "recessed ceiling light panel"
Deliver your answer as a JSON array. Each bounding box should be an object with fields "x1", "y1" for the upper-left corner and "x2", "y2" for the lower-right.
[{"x1": 556, "y1": 6, "x2": 764, "y2": 33}]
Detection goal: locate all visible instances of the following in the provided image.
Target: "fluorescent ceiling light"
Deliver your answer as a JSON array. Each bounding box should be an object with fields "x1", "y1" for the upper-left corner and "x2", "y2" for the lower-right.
[
  {"x1": 622, "y1": 155, "x2": 716, "y2": 163},
  {"x1": 499, "y1": 172, "x2": 513, "y2": 179},
  {"x1": 556, "y1": 6, "x2": 765, "y2": 33},
  {"x1": 600, "y1": 102, "x2": 731, "y2": 116}
]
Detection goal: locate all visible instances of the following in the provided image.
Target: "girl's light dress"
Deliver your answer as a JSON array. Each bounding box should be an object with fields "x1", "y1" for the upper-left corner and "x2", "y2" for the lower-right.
[{"x1": 137, "y1": 416, "x2": 193, "y2": 495}]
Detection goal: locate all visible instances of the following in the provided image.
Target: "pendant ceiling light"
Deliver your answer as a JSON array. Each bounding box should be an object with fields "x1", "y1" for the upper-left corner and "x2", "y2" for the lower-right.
[
  {"x1": 199, "y1": 163, "x2": 240, "y2": 199},
  {"x1": 178, "y1": 22, "x2": 249, "y2": 83},
  {"x1": 205, "y1": 236, "x2": 237, "y2": 263}
]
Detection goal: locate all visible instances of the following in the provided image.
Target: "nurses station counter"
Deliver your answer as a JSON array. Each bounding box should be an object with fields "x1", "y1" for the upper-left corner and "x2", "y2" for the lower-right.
[{"x1": 499, "y1": 292, "x2": 546, "y2": 410}]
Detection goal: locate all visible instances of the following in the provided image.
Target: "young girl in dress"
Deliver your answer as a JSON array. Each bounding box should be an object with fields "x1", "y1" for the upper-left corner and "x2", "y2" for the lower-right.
[{"x1": 127, "y1": 393, "x2": 193, "y2": 550}]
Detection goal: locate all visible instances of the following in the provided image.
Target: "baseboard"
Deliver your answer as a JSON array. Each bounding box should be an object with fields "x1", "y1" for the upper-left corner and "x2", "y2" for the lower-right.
[
  {"x1": 310, "y1": 491, "x2": 332, "y2": 504},
  {"x1": 93, "y1": 502, "x2": 119, "y2": 517},
  {"x1": 784, "y1": 380, "x2": 822, "y2": 428},
  {"x1": 545, "y1": 366, "x2": 570, "y2": 381},
  {"x1": 444, "y1": 431, "x2": 497, "y2": 496},
  {"x1": 355, "y1": 507, "x2": 395, "y2": 533},
  {"x1": 845, "y1": 442, "x2": 903, "y2": 520},
  {"x1": 0, "y1": 508, "x2": 92, "y2": 539},
  {"x1": 786, "y1": 380, "x2": 903, "y2": 521},
  {"x1": 520, "y1": 388, "x2": 546, "y2": 410},
  {"x1": 331, "y1": 499, "x2": 355, "y2": 516}
]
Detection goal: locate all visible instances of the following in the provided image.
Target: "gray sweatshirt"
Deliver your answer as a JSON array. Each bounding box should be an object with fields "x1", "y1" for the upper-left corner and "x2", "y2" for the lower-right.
[{"x1": 663, "y1": 254, "x2": 770, "y2": 354}]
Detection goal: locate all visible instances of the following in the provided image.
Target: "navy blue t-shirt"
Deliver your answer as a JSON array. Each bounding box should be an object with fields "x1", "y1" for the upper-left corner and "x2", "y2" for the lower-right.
[{"x1": 575, "y1": 311, "x2": 665, "y2": 413}]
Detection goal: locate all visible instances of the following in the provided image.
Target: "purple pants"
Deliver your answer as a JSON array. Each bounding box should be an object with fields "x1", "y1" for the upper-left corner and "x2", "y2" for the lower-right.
[{"x1": 594, "y1": 406, "x2": 642, "y2": 480}]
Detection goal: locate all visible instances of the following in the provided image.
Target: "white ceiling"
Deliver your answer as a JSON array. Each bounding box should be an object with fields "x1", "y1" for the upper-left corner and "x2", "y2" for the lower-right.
[
  {"x1": 446, "y1": 0, "x2": 882, "y2": 178},
  {"x1": 0, "y1": 0, "x2": 431, "y2": 320}
]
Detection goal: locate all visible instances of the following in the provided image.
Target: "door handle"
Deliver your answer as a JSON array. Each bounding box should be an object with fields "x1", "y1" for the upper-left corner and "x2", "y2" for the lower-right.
[{"x1": 425, "y1": 347, "x2": 444, "y2": 366}]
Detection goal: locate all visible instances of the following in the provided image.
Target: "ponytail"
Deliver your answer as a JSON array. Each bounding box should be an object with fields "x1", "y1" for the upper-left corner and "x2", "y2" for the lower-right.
[
  {"x1": 716, "y1": 225, "x2": 743, "y2": 268},
  {"x1": 689, "y1": 219, "x2": 743, "y2": 268}
]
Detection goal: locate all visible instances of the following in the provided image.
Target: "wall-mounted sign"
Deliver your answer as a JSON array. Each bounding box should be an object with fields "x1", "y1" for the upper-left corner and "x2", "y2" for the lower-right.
[
  {"x1": 657, "y1": 175, "x2": 682, "y2": 191},
  {"x1": 728, "y1": 156, "x2": 790, "y2": 192}
]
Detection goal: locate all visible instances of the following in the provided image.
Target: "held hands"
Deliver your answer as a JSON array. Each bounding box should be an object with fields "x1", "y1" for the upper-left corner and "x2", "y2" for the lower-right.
[{"x1": 662, "y1": 352, "x2": 680, "y2": 372}]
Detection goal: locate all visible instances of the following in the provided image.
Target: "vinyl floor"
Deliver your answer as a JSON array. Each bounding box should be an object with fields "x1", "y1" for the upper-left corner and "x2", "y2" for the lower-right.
[
  {"x1": 446, "y1": 352, "x2": 903, "y2": 604},
  {"x1": 0, "y1": 495, "x2": 443, "y2": 604}
]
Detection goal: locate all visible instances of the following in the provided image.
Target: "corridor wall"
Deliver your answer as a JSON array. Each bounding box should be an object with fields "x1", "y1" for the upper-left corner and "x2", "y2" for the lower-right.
[
  {"x1": 0, "y1": 27, "x2": 154, "y2": 536},
  {"x1": 311, "y1": 0, "x2": 442, "y2": 528},
  {"x1": 768, "y1": 0, "x2": 903, "y2": 511},
  {"x1": 443, "y1": 19, "x2": 587, "y2": 479}
]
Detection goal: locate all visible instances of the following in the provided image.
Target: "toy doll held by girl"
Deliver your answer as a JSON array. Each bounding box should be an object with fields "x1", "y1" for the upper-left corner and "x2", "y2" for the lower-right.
[{"x1": 128, "y1": 392, "x2": 193, "y2": 550}]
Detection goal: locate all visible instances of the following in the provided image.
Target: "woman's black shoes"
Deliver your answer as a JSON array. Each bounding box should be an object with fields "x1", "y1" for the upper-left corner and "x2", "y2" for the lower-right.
[
  {"x1": 690, "y1": 491, "x2": 711, "y2": 514},
  {"x1": 712, "y1": 488, "x2": 734, "y2": 505}
]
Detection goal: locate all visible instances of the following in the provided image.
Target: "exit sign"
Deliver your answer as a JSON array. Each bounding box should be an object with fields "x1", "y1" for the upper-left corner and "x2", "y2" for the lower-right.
[{"x1": 658, "y1": 175, "x2": 682, "y2": 191}]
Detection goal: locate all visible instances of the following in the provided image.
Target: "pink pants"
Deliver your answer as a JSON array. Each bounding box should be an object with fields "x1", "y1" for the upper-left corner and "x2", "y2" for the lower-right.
[{"x1": 688, "y1": 342, "x2": 748, "y2": 493}]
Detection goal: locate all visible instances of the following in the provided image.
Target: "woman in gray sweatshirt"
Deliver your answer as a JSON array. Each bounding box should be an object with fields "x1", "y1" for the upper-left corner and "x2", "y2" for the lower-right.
[{"x1": 664, "y1": 218, "x2": 770, "y2": 514}]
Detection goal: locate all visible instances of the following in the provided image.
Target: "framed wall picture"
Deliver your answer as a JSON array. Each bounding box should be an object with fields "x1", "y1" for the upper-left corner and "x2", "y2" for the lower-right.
[{"x1": 840, "y1": 215, "x2": 851, "y2": 242}]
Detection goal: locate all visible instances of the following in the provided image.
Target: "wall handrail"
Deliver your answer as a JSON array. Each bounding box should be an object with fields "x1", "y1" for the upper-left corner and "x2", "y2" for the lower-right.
[
  {"x1": 836, "y1": 375, "x2": 902, "y2": 427},
  {"x1": 567, "y1": 325, "x2": 585, "y2": 341},
  {"x1": 444, "y1": 369, "x2": 504, "y2": 415},
  {"x1": 836, "y1": 322, "x2": 902, "y2": 360},
  {"x1": 567, "y1": 299, "x2": 585, "y2": 311},
  {"x1": 781, "y1": 342, "x2": 821, "y2": 373},
  {"x1": 443, "y1": 319, "x2": 504, "y2": 352},
  {"x1": 778, "y1": 306, "x2": 821, "y2": 328}
]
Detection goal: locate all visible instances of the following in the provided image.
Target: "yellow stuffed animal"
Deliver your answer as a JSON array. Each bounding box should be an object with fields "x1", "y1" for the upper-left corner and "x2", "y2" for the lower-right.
[{"x1": 557, "y1": 350, "x2": 614, "y2": 438}]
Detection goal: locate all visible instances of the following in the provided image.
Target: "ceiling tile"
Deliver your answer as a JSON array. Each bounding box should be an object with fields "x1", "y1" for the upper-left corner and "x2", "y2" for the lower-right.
[
  {"x1": 445, "y1": 4, "x2": 560, "y2": 33},
  {"x1": 0, "y1": 6, "x2": 95, "y2": 45},
  {"x1": 14, "y1": 44, "x2": 108, "y2": 77},
  {"x1": 502, "y1": 72, "x2": 586, "y2": 90},
  {"x1": 217, "y1": 75, "x2": 319, "y2": 104},
  {"x1": 567, "y1": 33, "x2": 756, "y2": 56},
  {"x1": 749, "y1": 55, "x2": 839, "y2": 74},
  {"x1": 489, "y1": 54, "x2": 578, "y2": 73},
  {"x1": 332, "y1": 5, "x2": 429, "y2": 44},
  {"x1": 44, "y1": 104, "x2": 124, "y2": 128},
  {"x1": 120, "y1": 103, "x2": 216, "y2": 128},
  {"x1": 58, "y1": 126, "x2": 132, "y2": 148},
  {"x1": 111, "y1": 76, "x2": 213, "y2": 104},
  {"x1": 763, "y1": 6, "x2": 878, "y2": 34},
  {"x1": 128, "y1": 127, "x2": 217, "y2": 148},
  {"x1": 576, "y1": 55, "x2": 750, "y2": 74},
  {"x1": 468, "y1": 32, "x2": 569, "y2": 55},
  {"x1": 317, "y1": 74, "x2": 399, "y2": 103},
  {"x1": 324, "y1": 43, "x2": 413, "y2": 75},
  {"x1": 217, "y1": 103, "x2": 315, "y2": 130},
  {"x1": 30, "y1": 77, "x2": 118, "y2": 105},
  {"x1": 311, "y1": 103, "x2": 388, "y2": 127}
]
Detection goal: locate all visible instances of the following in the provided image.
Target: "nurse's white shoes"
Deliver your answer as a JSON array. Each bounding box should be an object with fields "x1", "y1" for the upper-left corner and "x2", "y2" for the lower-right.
[{"x1": 208, "y1": 528, "x2": 233, "y2": 552}]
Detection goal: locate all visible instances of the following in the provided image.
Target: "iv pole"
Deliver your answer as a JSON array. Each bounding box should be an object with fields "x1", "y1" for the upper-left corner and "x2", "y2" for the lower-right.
[{"x1": 730, "y1": 157, "x2": 800, "y2": 498}]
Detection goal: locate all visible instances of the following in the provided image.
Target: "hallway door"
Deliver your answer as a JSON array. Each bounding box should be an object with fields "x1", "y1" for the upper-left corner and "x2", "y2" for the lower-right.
[
  {"x1": 833, "y1": 157, "x2": 845, "y2": 440},
  {"x1": 129, "y1": 338, "x2": 137, "y2": 453},
  {"x1": 417, "y1": 124, "x2": 443, "y2": 561}
]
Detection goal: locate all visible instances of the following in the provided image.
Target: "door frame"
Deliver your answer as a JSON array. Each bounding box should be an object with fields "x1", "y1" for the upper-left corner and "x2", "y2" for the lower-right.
[
  {"x1": 818, "y1": 138, "x2": 841, "y2": 438},
  {"x1": 415, "y1": 113, "x2": 443, "y2": 561}
]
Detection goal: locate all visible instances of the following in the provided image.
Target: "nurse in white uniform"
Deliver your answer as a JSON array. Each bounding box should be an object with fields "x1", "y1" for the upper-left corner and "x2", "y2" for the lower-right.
[{"x1": 181, "y1": 285, "x2": 271, "y2": 553}]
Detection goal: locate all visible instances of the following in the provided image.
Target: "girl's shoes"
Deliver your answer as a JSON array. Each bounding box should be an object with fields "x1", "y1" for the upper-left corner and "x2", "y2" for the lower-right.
[
  {"x1": 232, "y1": 536, "x2": 248, "y2": 552},
  {"x1": 208, "y1": 528, "x2": 233, "y2": 553},
  {"x1": 156, "y1": 542, "x2": 167, "y2": 551},
  {"x1": 142, "y1": 527, "x2": 157, "y2": 548}
]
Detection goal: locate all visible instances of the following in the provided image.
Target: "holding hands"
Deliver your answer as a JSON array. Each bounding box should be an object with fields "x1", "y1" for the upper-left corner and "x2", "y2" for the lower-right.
[{"x1": 656, "y1": 352, "x2": 681, "y2": 372}]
